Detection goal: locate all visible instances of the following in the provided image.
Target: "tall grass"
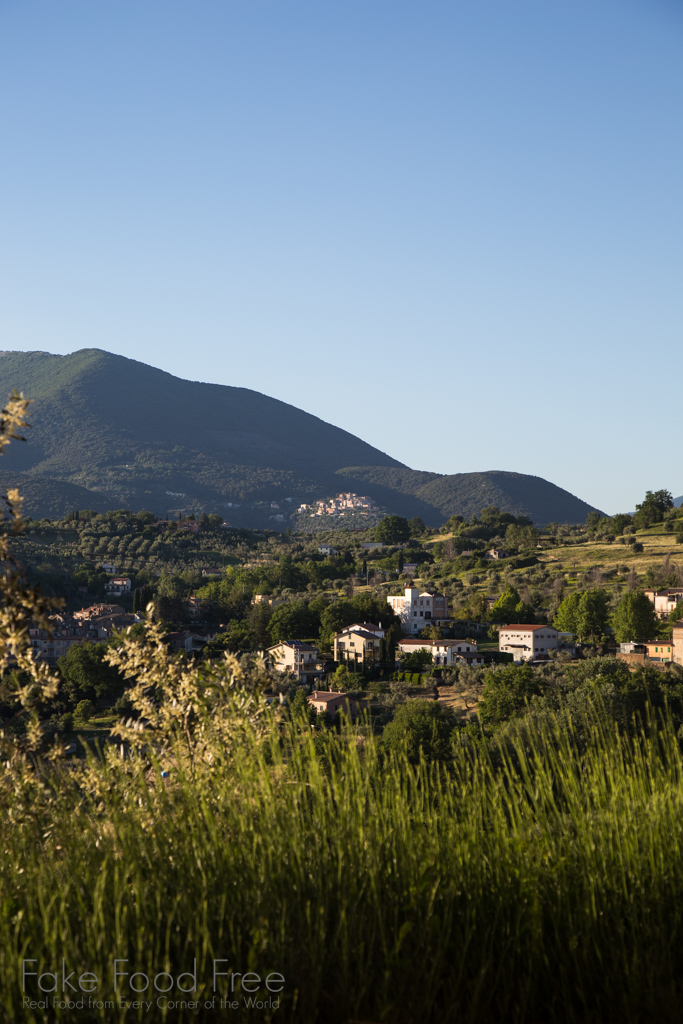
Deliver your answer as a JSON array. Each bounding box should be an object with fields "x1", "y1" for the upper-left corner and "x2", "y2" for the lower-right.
[{"x1": 3, "y1": 700, "x2": 683, "y2": 1023}]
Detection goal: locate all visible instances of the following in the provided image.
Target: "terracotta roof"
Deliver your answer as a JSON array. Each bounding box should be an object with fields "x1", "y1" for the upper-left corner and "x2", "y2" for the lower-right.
[
  {"x1": 268, "y1": 640, "x2": 316, "y2": 651},
  {"x1": 309, "y1": 691, "x2": 350, "y2": 701},
  {"x1": 501, "y1": 624, "x2": 554, "y2": 632},
  {"x1": 337, "y1": 627, "x2": 379, "y2": 640}
]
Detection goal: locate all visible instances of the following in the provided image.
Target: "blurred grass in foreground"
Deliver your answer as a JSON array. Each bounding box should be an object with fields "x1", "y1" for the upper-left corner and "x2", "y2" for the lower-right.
[{"x1": 3, "y1": 693, "x2": 683, "y2": 1023}]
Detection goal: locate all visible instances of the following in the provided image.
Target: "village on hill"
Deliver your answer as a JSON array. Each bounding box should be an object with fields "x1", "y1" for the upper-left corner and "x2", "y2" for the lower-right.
[{"x1": 8, "y1": 487, "x2": 683, "y2": 732}]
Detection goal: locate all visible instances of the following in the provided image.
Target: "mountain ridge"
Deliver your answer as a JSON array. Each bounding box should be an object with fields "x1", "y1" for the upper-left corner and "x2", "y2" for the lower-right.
[{"x1": 0, "y1": 349, "x2": 603, "y2": 526}]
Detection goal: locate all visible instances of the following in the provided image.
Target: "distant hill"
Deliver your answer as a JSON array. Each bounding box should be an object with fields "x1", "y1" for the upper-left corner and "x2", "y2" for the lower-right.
[
  {"x1": 675, "y1": 495, "x2": 683, "y2": 508},
  {"x1": 335, "y1": 466, "x2": 602, "y2": 526},
  {"x1": 0, "y1": 349, "x2": 602, "y2": 526}
]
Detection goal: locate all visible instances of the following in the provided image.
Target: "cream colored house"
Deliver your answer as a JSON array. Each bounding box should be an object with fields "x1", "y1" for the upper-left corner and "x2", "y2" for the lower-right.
[
  {"x1": 334, "y1": 624, "x2": 384, "y2": 666},
  {"x1": 266, "y1": 641, "x2": 325, "y2": 685},
  {"x1": 644, "y1": 589, "x2": 683, "y2": 619},
  {"x1": 498, "y1": 624, "x2": 559, "y2": 662}
]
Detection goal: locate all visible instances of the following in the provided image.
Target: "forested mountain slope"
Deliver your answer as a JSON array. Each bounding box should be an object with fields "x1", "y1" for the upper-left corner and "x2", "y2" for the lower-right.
[
  {"x1": 0, "y1": 349, "x2": 602, "y2": 525},
  {"x1": 336, "y1": 466, "x2": 603, "y2": 526}
]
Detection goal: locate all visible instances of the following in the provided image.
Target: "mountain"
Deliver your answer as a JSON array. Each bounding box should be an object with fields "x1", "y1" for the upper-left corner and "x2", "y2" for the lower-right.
[
  {"x1": 0, "y1": 349, "x2": 602, "y2": 527},
  {"x1": 334, "y1": 466, "x2": 602, "y2": 526},
  {"x1": 675, "y1": 496, "x2": 683, "y2": 508}
]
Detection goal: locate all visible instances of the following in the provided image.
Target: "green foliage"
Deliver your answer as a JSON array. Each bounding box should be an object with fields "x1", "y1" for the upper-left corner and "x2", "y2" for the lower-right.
[
  {"x1": 554, "y1": 592, "x2": 581, "y2": 635},
  {"x1": 382, "y1": 699, "x2": 457, "y2": 763},
  {"x1": 57, "y1": 642, "x2": 125, "y2": 707},
  {"x1": 634, "y1": 489, "x2": 674, "y2": 530},
  {"x1": 73, "y1": 699, "x2": 94, "y2": 722},
  {"x1": 408, "y1": 516, "x2": 426, "y2": 536},
  {"x1": 267, "y1": 601, "x2": 318, "y2": 643},
  {"x1": 289, "y1": 686, "x2": 315, "y2": 724},
  {"x1": 477, "y1": 664, "x2": 544, "y2": 726},
  {"x1": 669, "y1": 600, "x2": 683, "y2": 625},
  {"x1": 318, "y1": 594, "x2": 395, "y2": 647},
  {"x1": 71, "y1": 561, "x2": 109, "y2": 597},
  {"x1": 554, "y1": 589, "x2": 610, "y2": 642},
  {"x1": 612, "y1": 591, "x2": 659, "y2": 643},
  {"x1": 504, "y1": 522, "x2": 538, "y2": 551},
  {"x1": 489, "y1": 586, "x2": 522, "y2": 624},
  {"x1": 375, "y1": 515, "x2": 411, "y2": 544},
  {"x1": 7, "y1": 568, "x2": 683, "y2": 1023},
  {"x1": 399, "y1": 649, "x2": 433, "y2": 672},
  {"x1": 58, "y1": 711, "x2": 74, "y2": 732}
]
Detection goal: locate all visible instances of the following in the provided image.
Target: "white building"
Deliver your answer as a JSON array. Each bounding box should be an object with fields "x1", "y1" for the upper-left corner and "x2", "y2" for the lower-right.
[
  {"x1": 318, "y1": 545, "x2": 339, "y2": 556},
  {"x1": 397, "y1": 638, "x2": 478, "y2": 667},
  {"x1": 104, "y1": 577, "x2": 132, "y2": 597},
  {"x1": 387, "y1": 586, "x2": 449, "y2": 635},
  {"x1": 498, "y1": 624, "x2": 559, "y2": 662}
]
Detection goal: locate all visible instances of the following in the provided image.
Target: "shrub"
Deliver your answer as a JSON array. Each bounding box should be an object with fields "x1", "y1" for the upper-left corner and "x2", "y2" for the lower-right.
[
  {"x1": 73, "y1": 699, "x2": 94, "y2": 723},
  {"x1": 58, "y1": 712, "x2": 74, "y2": 733}
]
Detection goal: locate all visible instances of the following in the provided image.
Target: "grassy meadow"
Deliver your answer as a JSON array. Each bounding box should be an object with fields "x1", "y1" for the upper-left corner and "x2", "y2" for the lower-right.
[{"x1": 5, "y1": 681, "x2": 683, "y2": 1024}]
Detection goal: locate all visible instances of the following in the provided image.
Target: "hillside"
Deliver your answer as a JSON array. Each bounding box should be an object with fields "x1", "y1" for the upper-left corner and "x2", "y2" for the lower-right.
[
  {"x1": 0, "y1": 349, "x2": 602, "y2": 526},
  {"x1": 335, "y1": 466, "x2": 602, "y2": 526}
]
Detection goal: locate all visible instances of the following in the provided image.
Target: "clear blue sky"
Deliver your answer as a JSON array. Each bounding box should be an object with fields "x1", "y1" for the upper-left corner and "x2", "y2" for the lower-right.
[{"x1": 1, "y1": 0, "x2": 681, "y2": 514}]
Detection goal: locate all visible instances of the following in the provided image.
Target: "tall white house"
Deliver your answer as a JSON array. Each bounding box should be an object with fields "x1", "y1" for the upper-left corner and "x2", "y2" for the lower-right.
[
  {"x1": 498, "y1": 624, "x2": 559, "y2": 663},
  {"x1": 387, "y1": 586, "x2": 449, "y2": 635}
]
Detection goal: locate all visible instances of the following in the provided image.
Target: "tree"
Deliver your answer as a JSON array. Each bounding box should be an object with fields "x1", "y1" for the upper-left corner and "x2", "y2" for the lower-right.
[
  {"x1": 71, "y1": 562, "x2": 109, "y2": 598},
  {"x1": 554, "y1": 592, "x2": 581, "y2": 635},
  {"x1": 634, "y1": 490, "x2": 674, "y2": 529},
  {"x1": 477, "y1": 664, "x2": 544, "y2": 726},
  {"x1": 289, "y1": 686, "x2": 315, "y2": 725},
  {"x1": 74, "y1": 699, "x2": 94, "y2": 723},
  {"x1": 489, "y1": 586, "x2": 521, "y2": 624},
  {"x1": 555, "y1": 589, "x2": 609, "y2": 642},
  {"x1": 382, "y1": 700, "x2": 457, "y2": 764},
  {"x1": 375, "y1": 515, "x2": 410, "y2": 545},
  {"x1": 421, "y1": 624, "x2": 443, "y2": 641},
  {"x1": 612, "y1": 591, "x2": 659, "y2": 642},
  {"x1": 399, "y1": 649, "x2": 433, "y2": 673},
  {"x1": 247, "y1": 602, "x2": 272, "y2": 648},
  {"x1": 330, "y1": 665, "x2": 354, "y2": 692},
  {"x1": 267, "y1": 601, "x2": 318, "y2": 643},
  {"x1": 135, "y1": 509, "x2": 157, "y2": 525},
  {"x1": 504, "y1": 523, "x2": 538, "y2": 551},
  {"x1": 318, "y1": 594, "x2": 395, "y2": 647},
  {"x1": 577, "y1": 589, "x2": 610, "y2": 642},
  {"x1": 408, "y1": 517, "x2": 426, "y2": 537},
  {"x1": 58, "y1": 642, "x2": 125, "y2": 708},
  {"x1": 611, "y1": 513, "x2": 632, "y2": 535}
]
